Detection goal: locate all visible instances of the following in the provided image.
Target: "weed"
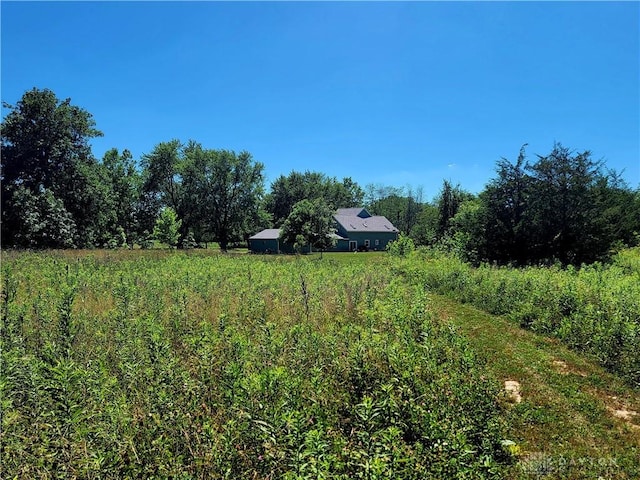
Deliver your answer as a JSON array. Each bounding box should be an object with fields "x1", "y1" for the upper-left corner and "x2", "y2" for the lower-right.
[{"x1": 1, "y1": 250, "x2": 510, "y2": 478}]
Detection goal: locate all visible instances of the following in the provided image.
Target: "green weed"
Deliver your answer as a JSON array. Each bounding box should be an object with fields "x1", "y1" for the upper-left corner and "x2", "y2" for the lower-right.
[
  {"x1": 397, "y1": 247, "x2": 640, "y2": 386},
  {"x1": 1, "y1": 250, "x2": 510, "y2": 479}
]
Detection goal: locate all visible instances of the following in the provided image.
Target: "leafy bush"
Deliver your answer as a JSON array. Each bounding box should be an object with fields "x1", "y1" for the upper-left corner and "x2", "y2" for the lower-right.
[
  {"x1": 387, "y1": 234, "x2": 415, "y2": 257},
  {"x1": 180, "y1": 230, "x2": 197, "y2": 250},
  {"x1": 153, "y1": 207, "x2": 181, "y2": 248}
]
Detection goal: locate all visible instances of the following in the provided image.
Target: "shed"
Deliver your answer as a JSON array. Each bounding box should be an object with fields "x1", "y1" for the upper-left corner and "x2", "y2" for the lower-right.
[{"x1": 248, "y1": 229, "x2": 282, "y2": 253}]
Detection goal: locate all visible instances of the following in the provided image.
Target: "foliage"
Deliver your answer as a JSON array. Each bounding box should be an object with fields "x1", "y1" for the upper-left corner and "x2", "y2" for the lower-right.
[
  {"x1": 266, "y1": 171, "x2": 364, "y2": 226},
  {"x1": 1, "y1": 88, "x2": 102, "y2": 190},
  {"x1": 1, "y1": 88, "x2": 106, "y2": 247},
  {"x1": 6, "y1": 186, "x2": 77, "y2": 249},
  {"x1": 386, "y1": 233, "x2": 415, "y2": 257},
  {"x1": 280, "y1": 199, "x2": 337, "y2": 254},
  {"x1": 106, "y1": 226, "x2": 128, "y2": 250},
  {"x1": 139, "y1": 230, "x2": 155, "y2": 250},
  {"x1": 436, "y1": 180, "x2": 474, "y2": 239},
  {"x1": 471, "y1": 143, "x2": 640, "y2": 266},
  {"x1": 397, "y1": 248, "x2": 640, "y2": 386},
  {"x1": 183, "y1": 144, "x2": 266, "y2": 251},
  {"x1": 153, "y1": 207, "x2": 182, "y2": 248},
  {"x1": 409, "y1": 203, "x2": 439, "y2": 246},
  {"x1": 3, "y1": 87, "x2": 638, "y2": 263},
  {"x1": 1, "y1": 251, "x2": 511, "y2": 478},
  {"x1": 140, "y1": 140, "x2": 184, "y2": 213},
  {"x1": 180, "y1": 230, "x2": 197, "y2": 250},
  {"x1": 366, "y1": 186, "x2": 424, "y2": 238},
  {"x1": 101, "y1": 148, "x2": 142, "y2": 247},
  {"x1": 439, "y1": 200, "x2": 485, "y2": 264},
  {"x1": 526, "y1": 144, "x2": 605, "y2": 264},
  {"x1": 142, "y1": 140, "x2": 266, "y2": 250},
  {"x1": 427, "y1": 294, "x2": 640, "y2": 479},
  {"x1": 480, "y1": 144, "x2": 530, "y2": 265}
]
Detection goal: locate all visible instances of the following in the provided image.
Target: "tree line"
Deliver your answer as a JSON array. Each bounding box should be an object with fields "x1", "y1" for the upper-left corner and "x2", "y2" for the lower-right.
[{"x1": 2, "y1": 88, "x2": 639, "y2": 265}]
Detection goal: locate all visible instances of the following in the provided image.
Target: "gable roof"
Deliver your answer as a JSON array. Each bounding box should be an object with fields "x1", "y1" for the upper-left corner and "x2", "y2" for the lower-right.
[
  {"x1": 334, "y1": 210, "x2": 399, "y2": 233},
  {"x1": 336, "y1": 207, "x2": 371, "y2": 218},
  {"x1": 249, "y1": 228, "x2": 348, "y2": 242},
  {"x1": 249, "y1": 229, "x2": 281, "y2": 240}
]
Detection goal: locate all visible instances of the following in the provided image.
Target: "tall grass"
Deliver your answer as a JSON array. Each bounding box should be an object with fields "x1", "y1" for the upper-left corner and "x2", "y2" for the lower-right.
[
  {"x1": 397, "y1": 248, "x2": 640, "y2": 387},
  {"x1": 1, "y1": 251, "x2": 510, "y2": 479}
]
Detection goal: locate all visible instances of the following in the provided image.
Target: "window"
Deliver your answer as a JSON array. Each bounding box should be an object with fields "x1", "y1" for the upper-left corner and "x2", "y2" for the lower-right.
[{"x1": 375, "y1": 239, "x2": 379, "y2": 246}]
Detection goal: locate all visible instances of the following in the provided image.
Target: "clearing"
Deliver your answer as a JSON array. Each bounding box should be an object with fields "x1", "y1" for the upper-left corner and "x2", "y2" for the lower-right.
[{"x1": 430, "y1": 294, "x2": 640, "y2": 479}]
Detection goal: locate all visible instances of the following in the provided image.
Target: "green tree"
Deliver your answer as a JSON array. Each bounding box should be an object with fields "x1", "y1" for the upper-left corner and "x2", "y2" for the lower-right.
[
  {"x1": 366, "y1": 186, "x2": 424, "y2": 237},
  {"x1": 153, "y1": 207, "x2": 182, "y2": 248},
  {"x1": 386, "y1": 233, "x2": 415, "y2": 257},
  {"x1": 591, "y1": 175, "x2": 640, "y2": 252},
  {"x1": 436, "y1": 180, "x2": 474, "y2": 239},
  {"x1": 478, "y1": 143, "x2": 638, "y2": 265},
  {"x1": 526, "y1": 143, "x2": 604, "y2": 264},
  {"x1": 481, "y1": 145, "x2": 532, "y2": 265},
  {"x1": 141, "y1": 141, "x2": 266, "y2": 250},
  {"x1": 140, "y1": 140, "x2": 185, "y2": 230},
  {"x1": 411, "y1": 203, "x2": 439, "y2": 246},
  {"x1": 445, "y1": 199, "x2": 486, "y2": 263},
  {"x1": 101, "y1": 148, "x2": 142, "y2": 248},
  {"x1": 8, "y1": 187, "x2": 77, "y2": 248},
  {"x1": 1, "y1": 88, "x2": 106, "y2": 247},
  {"x1": 280, "y1": 199, "x2": 336, "y2": 255},
  {"x1": 266, "y1": 171, "x2": 363, "y2": 226},
  {"x1": 327, "y1": 176, "x2": 365, "y2": 212},
  {"x1": 182, "y1": 144, "x2": 266, "y2": 251},
  {"x1": 180, "y1": 230, "x2": 197, "y2": 250},
  {"x1": 69, "y1": 160, "x2": 118, "y2": 247}
]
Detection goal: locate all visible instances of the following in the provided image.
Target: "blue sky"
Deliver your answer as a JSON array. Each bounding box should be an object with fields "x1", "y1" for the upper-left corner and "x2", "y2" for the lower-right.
[{"x1": 2, "y1": 1, "x2": 638, "y2": 199}]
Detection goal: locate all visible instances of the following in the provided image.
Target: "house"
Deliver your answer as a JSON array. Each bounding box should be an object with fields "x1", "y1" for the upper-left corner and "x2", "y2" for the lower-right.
[
  {"x1": 332, "y1": 208, "x2": 399, "y2": 252},
  {"x1": 248, "y1": 208, "x2": 399, "y2": 253}
]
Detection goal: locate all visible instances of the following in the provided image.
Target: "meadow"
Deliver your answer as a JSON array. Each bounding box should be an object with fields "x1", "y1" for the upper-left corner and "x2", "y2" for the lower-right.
[
  {"x1": 2, "y1": 249, "x2": 639, "y2": 479},
  {"x1": 1, "y1": 250, "x2": 509, "y2": 479}
]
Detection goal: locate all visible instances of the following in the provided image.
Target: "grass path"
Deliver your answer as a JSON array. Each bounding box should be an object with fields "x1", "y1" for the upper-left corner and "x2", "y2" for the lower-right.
[{"x1": 428, "y1": 294, "x2": 640, "y2": 479}]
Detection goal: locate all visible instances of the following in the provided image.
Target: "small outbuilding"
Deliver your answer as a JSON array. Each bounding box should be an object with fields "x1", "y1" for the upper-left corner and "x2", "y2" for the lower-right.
[{"x1": 248, "y1": 229, "x2": 285, "y2": 254}]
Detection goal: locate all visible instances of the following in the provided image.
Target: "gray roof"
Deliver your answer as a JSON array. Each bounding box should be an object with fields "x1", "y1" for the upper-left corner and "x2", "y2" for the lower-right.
[
  {"x1": 249, "y1": 229, "x2": 281, "y2": 240},
  {"x1": 334, "y1": 213, "x2": 399, "y2": 233},
  {"x1": 336, "y1": 207, "x2": 370, "y2": 218},
  {"x1": 250, "y1": 228, "x2": 347, "y2": 241}
]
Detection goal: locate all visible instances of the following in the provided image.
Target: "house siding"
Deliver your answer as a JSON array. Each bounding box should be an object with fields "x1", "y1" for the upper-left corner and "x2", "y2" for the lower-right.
[
  {"x1": 329, "y1": 231, "x2": 398, "y2": 251},
  {"x1": 248, "y1": 238, "x2": 280, "y2": 253}
]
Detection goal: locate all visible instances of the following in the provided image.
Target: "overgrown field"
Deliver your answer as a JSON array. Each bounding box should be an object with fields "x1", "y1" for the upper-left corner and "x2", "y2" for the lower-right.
[
  {"x1": 396, "y1": 248, "x2": 640, "y2": 387},
  {"x1": 1, "y1": 251, "x2": 510, "y2": 479}
]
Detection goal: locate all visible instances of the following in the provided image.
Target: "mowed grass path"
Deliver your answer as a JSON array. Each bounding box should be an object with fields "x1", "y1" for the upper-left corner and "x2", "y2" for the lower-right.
[{"x1": 429, "y1": 295, "x2": 640, "y2": 479}]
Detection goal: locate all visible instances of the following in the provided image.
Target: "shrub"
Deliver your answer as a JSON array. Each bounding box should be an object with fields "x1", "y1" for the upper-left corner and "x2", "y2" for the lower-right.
[{"x1": 387, "y1": 234, "x2": 415, "y2": 257}]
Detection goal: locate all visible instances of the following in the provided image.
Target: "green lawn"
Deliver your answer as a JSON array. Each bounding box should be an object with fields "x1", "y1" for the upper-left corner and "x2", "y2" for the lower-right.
[{"x1": 430, "y1": 294, "x2": 640, "y2": 479}]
